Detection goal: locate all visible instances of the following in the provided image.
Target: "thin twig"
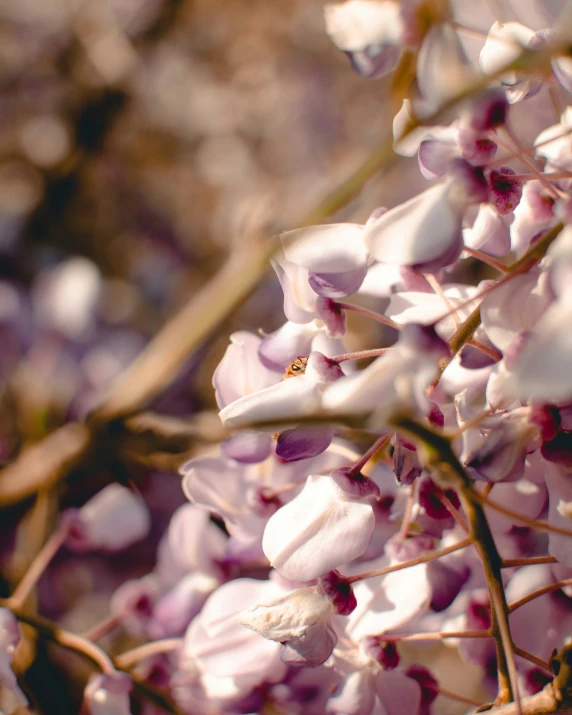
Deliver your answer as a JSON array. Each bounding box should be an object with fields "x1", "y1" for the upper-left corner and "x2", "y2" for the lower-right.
[
  {"x1": 1, "y1": 601, "x2": 115, "y2": 674},
  {"x1": 384, "y1": 629, "x2": 490, "y2": 642},
  {"x1": 115, "y1": 638, "x2": 184, "y2": 670},
  {"x1": 9, "y1": 523, "x2": 70, "y2": 608},
  {"x1": 509, "y1": 579, "x2": 572, "y2": 613},
  {"x1": 347, "y1": 536, "x2": 472, "y2": 584}
]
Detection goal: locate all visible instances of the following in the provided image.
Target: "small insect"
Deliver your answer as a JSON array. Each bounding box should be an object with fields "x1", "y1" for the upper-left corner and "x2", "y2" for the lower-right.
[
  {"x1": 274, "y1": 356, "x2": 309, "y2": 441},
  {"x1": 282, "y1": 356, "x2": 308, "y2": 380}
]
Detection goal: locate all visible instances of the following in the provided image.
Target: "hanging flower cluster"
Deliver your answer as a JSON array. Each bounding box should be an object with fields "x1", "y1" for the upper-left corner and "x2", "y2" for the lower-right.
[{"x1": 3, "y1": 2, "x2": 572, "y2": 714}]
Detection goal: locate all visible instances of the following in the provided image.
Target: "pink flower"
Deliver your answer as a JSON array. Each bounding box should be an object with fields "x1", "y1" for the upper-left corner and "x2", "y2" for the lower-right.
[
  {"x1": 0, "y1": 609, "x2": 28, "y2": 712},
  {"x1": 83, "y1": 672, "x2": 132, "y2": 715},
  {"x1": 64, "y1": 484, "x2": 151, "y2": 553}
]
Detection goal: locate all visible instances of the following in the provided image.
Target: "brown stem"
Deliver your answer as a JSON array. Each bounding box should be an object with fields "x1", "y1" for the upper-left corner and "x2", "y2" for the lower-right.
[
  {"x1": 334, "y1": 348, "x2": 389, "y2": 363},
  {"x1": 351, "y1": 434, "x2": 391, "y2": 473},
  {"x1": 512, "y1": 646, "x2": 551, "y2": 673},
  {"x1": 442, "y1": 222, "x2": 564, "y2": 374},
  {"x1": 82, "y1": 614, "x2": 122, "y2": 642},
  {"x1": 463, "y1": 247, "x2": 510, "y2": 273},
  {"x1": 9, "y1": 522, "x2": 70, "y2": 608},
  {"x1": 474, "y1": 493, "x2": 572, "y2": 539},
  {"x1": 1, "y1": 601, "x2": 115, "y2": 674},
  {"x1": 425, "y1": 680, "x2": 485, "y2": 707},
  {"x1": 389, "y1": 417, "x2": 518, "y2": 706},
  {"x1": 115, "y1": 638, "x2": 184, "y2": 670},
  {"x1": 347, "y1": 536, "x2": 472, "y2": 584},
  {"x1": 440, "y1": 492, "x2": 470, "y2": 533},
  {"x1": 384, "y1": 629, "x2": 490, "y2": 642},
  {"x1": 1, "y1": 600, "x2": 183, "y2": 714},
  {"x1": 509, "y1": 579, "x2": 572, "y2": 613},
  {"x1": 502, "y1": 556, "x2": 557, "y2": 568},
  {"x1": 336, "y1": 302, "x2": 400, "y2": 330}
]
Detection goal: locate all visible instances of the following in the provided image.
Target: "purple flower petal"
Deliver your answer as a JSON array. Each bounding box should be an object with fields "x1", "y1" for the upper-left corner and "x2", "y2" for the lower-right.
[
  {"x1": 276, "y1": 426, "x2": 333, "y2": 462},
  {"x1": 308, "y1": 264, "x2": 368, "y2": 298}
]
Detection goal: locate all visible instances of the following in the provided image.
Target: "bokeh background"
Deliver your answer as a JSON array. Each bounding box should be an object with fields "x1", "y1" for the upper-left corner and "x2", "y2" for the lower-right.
[
  {"x1": 0, "y1": 0, "x2": 567, "y2": 712},
  {"x1": 0, "y1": 1, "x2": 404, "y2": 711}
]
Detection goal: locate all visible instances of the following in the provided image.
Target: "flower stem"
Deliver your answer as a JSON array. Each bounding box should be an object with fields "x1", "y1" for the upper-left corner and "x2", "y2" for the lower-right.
[
  {"x1": 509, "y1": 579, "x2": 572, "y2": 613},
  {"x1": 474, "y1": 492, "x2": 572, "y2": 538},
  {"x1": 9, "y1": 521, "x2": 70, "y2": 608},
  {"x1": 333, "y1": 348, "x2": 389, "y2": 363},
  {"x1": 440, "y1": 492, "x2": 469, "y2": 533},
  {"x1": 501, "y1": 556, "x2": 557, "y2": 568},
  {"x1": 336, "y1": 302, "x2": 400, "y2": 330},
  {"x1": 433, "y1": 684, "x2": 485, "y2": 708},
  {"x1": 442, "y1": 222, "x2": 564, "y2": 371},
  {"x1": 512, "y1": 646, "x2": 551, "y2": 673},
  {"x1": 115, "y1": 638, "x2": 184, "y2": 670},
  {"x1": 350, "y1": 434, "x2": 391, "y2": 473},
  {"x1": 397, "y1": 482, "x2": 417, "y2": 542},
  {"x1": 384, "y1": 629, "x2": 490, "y2": 642},
  {"x1": 463, "y1": 247, "x2": 510, "y2": 273},
  {"x1": 389, "y1": 416, "x2": 518, "y2": 706},
  {"x1": 347, "y1": 536, "x2": 472, "y2": 584},
  {"x1": 82, "y1": 613, "x2": 122, "y2": 642},
  {"x1": 1, "y1": 600, "x2": 115, "y2": 674}
]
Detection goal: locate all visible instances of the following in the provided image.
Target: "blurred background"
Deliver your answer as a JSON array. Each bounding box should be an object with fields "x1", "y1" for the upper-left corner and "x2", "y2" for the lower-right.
[
  {"x1": 0, "y1": 0, "x2": 566, "y2": 711},
  {"x1": 0, "y1": 1, "x2": 406, "y2": 711}
]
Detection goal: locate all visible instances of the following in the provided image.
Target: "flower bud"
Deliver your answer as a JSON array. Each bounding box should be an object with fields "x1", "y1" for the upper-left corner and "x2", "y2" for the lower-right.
[
  {"x1": 486, "y1": 167, "x2": 523, "y2": 215},
  {"x1": 319, "y1": 570, "x2": 357, "y2": 615},
  {"x1": 330, "y1": 466, "x2": 381, "y2": 499},
  {"x1": 239, "y1": 586, "x2": 337, "y2": 668},
  {"x1": 64, "y1": 484, "x2": 151, "y2": 553},
  {"x1": 361, "y1": 636, "x2": 400, "y2": 669},
  {"x1": 83, "y1": 672, "x2": 132, "y2": 715}
]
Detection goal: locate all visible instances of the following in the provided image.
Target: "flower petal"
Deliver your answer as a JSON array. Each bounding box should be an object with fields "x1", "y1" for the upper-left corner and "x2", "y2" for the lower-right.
[{"x1": 262, "y1": 475, "x2": 374, "y2": 580}]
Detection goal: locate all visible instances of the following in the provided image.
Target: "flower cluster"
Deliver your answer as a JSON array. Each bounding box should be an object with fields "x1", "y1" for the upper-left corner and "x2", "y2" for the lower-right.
[{"x1": 3, "y1": 2, "x2": 572, "y2": 714}]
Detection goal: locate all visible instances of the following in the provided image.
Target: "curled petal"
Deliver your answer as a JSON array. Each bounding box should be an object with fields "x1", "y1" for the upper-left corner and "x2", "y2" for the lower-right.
[
  {"x1": 479, "y1": 22, "x2": 535, "y2": 79},
  {"x1": 222, "y1": 431, "x2": 272, "y2": 464},
  {"x1": 276, "y1": 426, "x2": 334, "y2": 462},
  {"x1": 480, "y1": 268, "x2": 551, "y2": 353},
  {"x1": 328, "y1": 668, "x2": 376, "y2": 715},
  {"x1": 506, "y1": 297, "x2": 572, "y2": 403},
  {"x1": 418, "y1": 138, "x2": 458, "y2": 179},
  {"x1": 258, "y1": 321, "x2": 318, "y2": 372},
  {"x1": 324, "y1": 1, "x2": 404, "y2": 55},
  {"x1": 219, "y1": 375, "x2": 321, "y2": 428},
  {"x1": 65, "y1": 484, "x2": 150, "y2": 553},
  {"x1": 239, "y1": 587, "x2": 336, "y2": 667},
  {"x1": 281, "y1": 224, "x2": 368, "y2": 273},
  {"x1": 552, "y1": 54, "x2": 572, "y2": 94},
  {"x1": 262, "y1": 475, "x2": 374, "y2": 580},
  {"x1": 463, "y1": 204, "x2": 510, "y2": 256},
  {"x1": 375, "y1": 670, "x2": 422, "y2": 715},
  {"x1": 272, "y1": 258, "x2": 317, "y2": 324},
  {"x1": 309, "y1": 264, "x2": 368, "y2": 298},
  {"x1": 417, "y1": 24, "x2": 473, "y2": 111},
  {"x1": 183, "y1": 578, "x2": 286, "y2": 681},
  {"x1": 364, "y1": 183, "x2": 464, "y2": 269},
  {"x1": 213, "y1": 331, "x2": 277, "y2": 408}
]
